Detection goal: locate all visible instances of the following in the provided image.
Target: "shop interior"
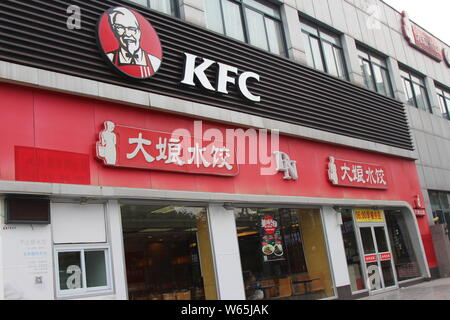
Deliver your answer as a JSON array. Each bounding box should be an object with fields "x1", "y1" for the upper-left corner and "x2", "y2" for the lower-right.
[
  {"x1": 235, "y1": 207, "x2": 335, "y2": 300},
  {"x1": 121, "y1": 204, "x2": 217, "y2": 300}
]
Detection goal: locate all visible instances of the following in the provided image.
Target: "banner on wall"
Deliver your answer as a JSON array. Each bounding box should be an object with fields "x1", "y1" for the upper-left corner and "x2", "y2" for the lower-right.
[
  {"x1": 96, "y1": 121, "x2": 239, "y2": 176},
  {"x1": 260, "y1": 215, "x2": 285, "y2": 262}
]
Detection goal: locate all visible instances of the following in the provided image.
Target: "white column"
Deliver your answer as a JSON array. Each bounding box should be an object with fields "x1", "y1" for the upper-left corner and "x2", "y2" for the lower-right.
[
  {"x1": 341, "y1": 34, "x2": 365, "y2": 86},
  {"x1": 321, "y1": 206, "x2": 351, "y2": 289},
  {"x1": 424, "y1": 77, "x2": 441, "y2": 116},
  {"x1": 208, "y1": 204, "x2": 246, "y2": 300},
  {"x1": 387, "y1": 57, "x2": 407, "y2": 103},
  {"x1": 280, "y1": 3, "x2": 308, "y2": 64},
  {"x1": 107, "y1": 200, "x2": 128, "y2": 300}
]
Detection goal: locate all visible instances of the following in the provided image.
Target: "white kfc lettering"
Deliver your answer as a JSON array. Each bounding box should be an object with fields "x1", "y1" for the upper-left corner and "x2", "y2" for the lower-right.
[{"x1": 181, "y1": 53, "x2": 261, "y2": 102}]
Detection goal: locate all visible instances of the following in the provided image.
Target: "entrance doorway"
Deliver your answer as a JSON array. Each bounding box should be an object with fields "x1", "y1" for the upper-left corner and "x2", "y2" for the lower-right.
[{"x1": 354, "y1": 210, "x2": 398, "y2": 294}]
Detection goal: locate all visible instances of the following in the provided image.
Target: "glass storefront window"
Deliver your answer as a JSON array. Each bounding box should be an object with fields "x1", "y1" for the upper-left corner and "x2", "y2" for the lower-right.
[
  {"x1": 56, "y1": 247, "x2": 111, "y2": 296},
  {"x1": 235, "y1": 208, "x2": 334, "y2": 300},
  {"x1": 340, "y1": 210, "x2": 365, "y2": 292},
  {"x1": 385, "y1": 210, "x2": 421, "y2": 282},
  {"x1": 121, "y1": 205, "x2": 217, "y2": 300}
]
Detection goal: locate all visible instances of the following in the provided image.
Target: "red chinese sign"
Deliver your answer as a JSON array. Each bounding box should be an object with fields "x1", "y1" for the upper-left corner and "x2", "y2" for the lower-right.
[
  {"x1": 402, "y1": 11, "x2": 443, "y2": 62},
  {"x1": 365, "y1": 255, "x2": 377, "y2": 263},
  {"x1": 414, "y1": 209, "x2": 427, "y2": 217},
  {"x1": 96, "y1": 121, "x2": 239, "y2": 176},
  {"x1": 328, "y1": 157, "x2": 388, "y2": 189},
  {"x1": 379, "y1": 253, "x2": 392, "y2": 261}
]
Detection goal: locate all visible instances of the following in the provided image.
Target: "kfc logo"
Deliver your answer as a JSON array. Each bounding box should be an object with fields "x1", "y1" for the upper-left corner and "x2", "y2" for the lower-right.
[{"x1": 97, "y1": 7, "x2": 163, "y2": 79}]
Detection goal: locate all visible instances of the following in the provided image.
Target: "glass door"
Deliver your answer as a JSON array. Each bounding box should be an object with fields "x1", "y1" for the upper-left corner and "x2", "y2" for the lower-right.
[{"x1": 359, "y1": 225, "x2": 397, "y2": 293}]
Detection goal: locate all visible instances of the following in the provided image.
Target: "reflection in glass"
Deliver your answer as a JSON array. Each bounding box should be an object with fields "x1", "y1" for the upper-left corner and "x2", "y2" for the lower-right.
[
  {"x1": 121, "y1": 205, "x2": 216, "y2": 300},
  {"x1": 385, "y1": 210, "x2": 421, "y2": 281},
  {"x1": 204, "y1": 0, "x2": 225, "y2": 34},
  {"x1": 374, "y1": 227, "x2": 389, "y2": 253},
  {"x1": 265, "y1": 17, "x2": 285, "y2": 56},
  {"x1": 58, "y1": 252, "x2": 82, "y2": 291},
  {"x1": 381, "y1": 260, "x2": 396, "y2": 288},
  {"x1": 323, "y1": 42, "x2": 338, "y2": 77},
  {"x1": 245, "y1": 9, "x2": 269, "y2": 51},
  {"x1": 361, "y1": 59, "x2": 375, "y2": 91},
  {"x1": 340, "y1": 210, "x2": 365, "y2": 292},
  {"x1": 235, "y1": 208, "x2": 334, "y2": 300},
  {"x1": 85, "y1": 251, "x2": 108, "y2": 288},
  {"x1": 223, "y1": 0, "x2": 246, "y2": 42},
  {"x1": 360, "y1": 228, "x2": 375, "y2": 254}
]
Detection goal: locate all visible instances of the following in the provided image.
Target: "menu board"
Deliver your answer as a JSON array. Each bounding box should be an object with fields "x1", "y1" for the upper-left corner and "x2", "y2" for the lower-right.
[{"x1": 260, "y1": 215, "x2": 285, "y2": 262}]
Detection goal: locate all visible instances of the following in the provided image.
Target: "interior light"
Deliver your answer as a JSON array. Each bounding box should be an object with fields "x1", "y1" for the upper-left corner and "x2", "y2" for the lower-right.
[
  {"x1": 139, "y1": 228, "x2": 174, "y2": 233},
  {"x1": 237, "y1": 231, "x2": 259, "y2": 237}
]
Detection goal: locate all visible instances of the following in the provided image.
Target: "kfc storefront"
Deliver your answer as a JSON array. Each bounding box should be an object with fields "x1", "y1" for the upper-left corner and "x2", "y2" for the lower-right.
[
  {"x1": 0, "y1": 2, "x2": 436, "y2": 300},
  {"x1": 0, "y1": 80, "x2": 434, "y2": 300}
]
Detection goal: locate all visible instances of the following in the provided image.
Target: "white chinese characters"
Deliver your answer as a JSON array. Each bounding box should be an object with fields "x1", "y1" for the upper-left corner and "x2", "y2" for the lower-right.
[
  {"x1": 328, "y1": 156, "x2": 387, "y2": 188},
  {"x1": 97, "y1": 122, "x2": 235, "y2": 172}
]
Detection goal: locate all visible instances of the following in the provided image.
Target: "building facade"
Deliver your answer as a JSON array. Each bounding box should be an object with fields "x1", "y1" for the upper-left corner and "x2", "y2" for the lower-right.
[{"x1": 0, "y1": 0, "x2": 448, "y2": 300}]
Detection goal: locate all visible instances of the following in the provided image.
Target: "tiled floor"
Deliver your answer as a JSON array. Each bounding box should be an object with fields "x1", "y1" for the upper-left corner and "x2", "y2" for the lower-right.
[{"x1": 359, "y1": 278, "x2": 450, "y2": 300}]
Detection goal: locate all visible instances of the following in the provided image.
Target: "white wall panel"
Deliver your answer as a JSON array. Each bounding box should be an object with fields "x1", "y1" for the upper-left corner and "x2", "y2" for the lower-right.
[{"x1": 51, "y1": 203, "x2": 106, "y2": 244}]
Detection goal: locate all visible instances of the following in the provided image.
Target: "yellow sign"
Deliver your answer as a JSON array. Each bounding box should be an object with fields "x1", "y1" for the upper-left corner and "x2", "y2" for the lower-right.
[{"x1": 354, "y1": 209, "x2": 384, "y2": 223}]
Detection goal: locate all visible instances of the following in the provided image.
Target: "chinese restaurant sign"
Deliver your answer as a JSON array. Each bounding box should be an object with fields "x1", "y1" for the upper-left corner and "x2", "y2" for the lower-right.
[
  {"x1": 402, "y1": 11, "x2": 443, "y2": 62},
  {"x1": 96, "y1": 121, "x2": 239, "y2": 176},
  {"x1": 328, "y1": 157, "x2": 388, "y2": 189},
  {"x1": 354, "y1": 209, "x2": 385, "y2": 223},
  {"x1": 260, "y1": 215, "x2": 285, "y2": 262}
]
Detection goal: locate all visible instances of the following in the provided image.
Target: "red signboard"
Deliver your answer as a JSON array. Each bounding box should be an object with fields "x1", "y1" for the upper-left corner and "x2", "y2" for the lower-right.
[
  {"x1": 402, "y1": 11, "x2": 443, "y2": 62},
  {"x1": 15, "y1": 146, "x2": 90, "y2": 185},
  {"x1": 379, "y1": 252, "x2": 392, "y2": 261},
  {"x1": 414, "y1": 209, "x2": 427, "y2": 217},
  {"x1": 328, "y1": 157, "x2": 388, "y2": 189},
  {"x1": 96, "y1": 121, "x2": 239, "y2": 176},
  {"x1": 365, "y1": 255, "x2": 377, "y2": 263}
]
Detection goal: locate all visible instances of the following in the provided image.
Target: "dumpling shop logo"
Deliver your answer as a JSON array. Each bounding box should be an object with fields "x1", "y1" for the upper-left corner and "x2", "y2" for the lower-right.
[
  {"x1": 97, "y1": 6, "x2": 163, "y2": 79},
  {"x1": 96, "y1": 120, "x2": 298, "y2": 179}
]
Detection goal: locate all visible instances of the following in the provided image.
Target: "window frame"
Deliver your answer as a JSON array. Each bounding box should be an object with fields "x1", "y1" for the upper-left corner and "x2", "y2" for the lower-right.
[
  {"x1": 125, "y1": 0, "x2": 180, "y2": 17},
  {"x1": 206, "y1": 0, "x2": 287, "y2": 56},
  {"x1": 300, "y1": 19, "x2": 348, "y2": 80},
  {"x1": 54, "y1": 244, "x2": 113, "y2": 298},
  {"x1": 357, "y1": 46, "x2": 394, "y2": 98},
  {"x1": 435, "y1": 84, "x2": 450, "y2": 120},
  {"x1": 399, "y1": 67, "x2": 431, "y2": 113}
]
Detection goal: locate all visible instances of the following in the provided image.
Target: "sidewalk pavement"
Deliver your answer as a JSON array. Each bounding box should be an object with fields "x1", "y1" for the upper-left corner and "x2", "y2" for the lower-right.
[{"x1": 359, "y1": 277, "x2": 450, "y2": 300}]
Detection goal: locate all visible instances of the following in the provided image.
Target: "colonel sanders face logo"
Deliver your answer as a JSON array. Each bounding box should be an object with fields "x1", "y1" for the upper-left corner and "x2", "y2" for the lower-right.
[{"x1": 97, "y1": 7, "x2": 163, "y2": 79}]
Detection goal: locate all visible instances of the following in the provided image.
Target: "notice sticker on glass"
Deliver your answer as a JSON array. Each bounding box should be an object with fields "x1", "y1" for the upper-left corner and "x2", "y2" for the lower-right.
[{"x1": 260, "y1": 215, "x2": 285, "y2": 262}]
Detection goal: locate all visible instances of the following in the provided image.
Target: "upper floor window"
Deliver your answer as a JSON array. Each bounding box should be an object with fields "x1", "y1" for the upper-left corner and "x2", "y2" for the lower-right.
[
  {"x1": 204, "y1": 0, "x2": 286, "y2": 56},
  {"x1": 357, "y1": 47, "x2": 393, "y2": 98},
  {"x1": 127, "y1": 0, "x2": 178, "y2": 16},
  {"x1": 300, "y1": 20, "x2": 347, "y2": 80},
  {"x1": 436, "y1": 85, "x2": 450, "y2": 120},
  {"x1": 399, "y1": 68, "x2": 431, "y2": 112}
]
